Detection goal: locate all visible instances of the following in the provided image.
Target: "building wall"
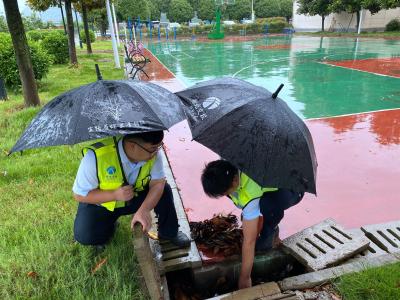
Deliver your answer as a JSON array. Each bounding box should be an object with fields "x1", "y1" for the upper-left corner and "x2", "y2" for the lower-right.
[{"x1": 293, "y1": 1, "x2": 400, "y2": 32}]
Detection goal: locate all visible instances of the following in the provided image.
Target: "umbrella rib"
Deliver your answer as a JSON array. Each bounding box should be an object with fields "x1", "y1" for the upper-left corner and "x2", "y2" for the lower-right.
[
  {"x1": 121, "y1": 81, "x2": 166, "y2": 130},
  {"x1": 71, "y1": 84, "x2": 92, "y2": 145},
  {"x1": 192, "y1": 97, "x2": 263, "y2": 139}
]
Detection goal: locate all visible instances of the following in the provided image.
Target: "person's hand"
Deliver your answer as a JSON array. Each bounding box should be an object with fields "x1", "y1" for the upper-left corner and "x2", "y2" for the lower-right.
[
  {"x1": 131, "y1": 209, "x2": 152, "y2": 232},
  {"x1": 113, "y1": 185, "x2": 134, "y2": 201},
  {"x1": 238, "y1": 274, "x2": 252, "y2": 289}
]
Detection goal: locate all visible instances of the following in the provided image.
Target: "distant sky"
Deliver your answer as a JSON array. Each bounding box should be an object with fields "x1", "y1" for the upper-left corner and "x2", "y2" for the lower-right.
[{"x1": 0, "y1": 0, "x2": 29, "y2": 16}]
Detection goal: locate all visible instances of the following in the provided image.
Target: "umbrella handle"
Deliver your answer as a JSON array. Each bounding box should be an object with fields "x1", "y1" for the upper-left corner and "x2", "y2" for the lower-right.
[
  {"x1": 272, "y1": 84, "x2": 284, "y2": 99},
  {"x1": 95, "y1": 64, "x2": 103, "y2": 81}
]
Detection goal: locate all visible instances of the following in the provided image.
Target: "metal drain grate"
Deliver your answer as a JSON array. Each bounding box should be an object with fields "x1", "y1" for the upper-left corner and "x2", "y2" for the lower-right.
[
  {"x1": 282, "y1": 219, "x2": 370, "y2": 271},
  {"x1": 361, "y1": 221, "x2": 400, "y2": 254}
]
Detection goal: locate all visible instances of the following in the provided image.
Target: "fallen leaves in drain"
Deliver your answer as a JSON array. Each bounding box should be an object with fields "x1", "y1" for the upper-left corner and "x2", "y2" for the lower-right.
[{"x1": 189, "y1": 213, "x2": 243, "y2": 256}]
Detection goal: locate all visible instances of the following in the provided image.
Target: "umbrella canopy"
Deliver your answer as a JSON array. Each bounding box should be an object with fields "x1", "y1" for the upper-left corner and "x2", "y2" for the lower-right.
[
  {"x1": 10, "y1": 80, "x2": 185, "y2": 153},
  {"x1": 176, "y1": 77, "x2": 317, "y2": 194}
]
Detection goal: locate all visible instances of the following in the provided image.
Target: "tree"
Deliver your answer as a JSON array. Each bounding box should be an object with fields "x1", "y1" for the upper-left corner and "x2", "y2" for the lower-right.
[
  {"x1": 255, "y1": 0, "x2": 281, "y2": 18},
  {"x1": 298, "y1": 0, "x2": 332, "y2": 31},
  {"x1": 3, "y1": 0, "x2": 40, "y2": 107},
  {"x1": 27, "y1": 0, "x2": 77, "y2": 65},
  {"x1": 226, "y1": 0, "x2": 251, "y2": 21},
  {"x1": 117, "y1": 0, "x2": 150, "y2": 20},
  {"x1": 65, "y1": 0, "x2": 78, "y2": 65},
  {"x1": 168, "y1": 0, "x2": 193, "y2": 23},
  {"x1": 379, "y1": 0, "x2": 400, "y2": 9},
  {"x1": 188, "y1": 0, "x2": 199, "y2": 12},
  {"x1": 75, "y1": 1, "x2": 106, "y2": 55},
  {"x1": 280, "y1": 0, "x2": 294, "y2": 21},
  {"x1": 88, "y1": 7, "x2": 108, "y2": 35},
  {"x1": 22, "y1": 13, "x2": 45, "y2": 30},
  {"x1": 148, "y1": 0, "x2": 160, "y2": 19},
  {"x1": 329, "y1": 0, "x2": 383, "y2": 30},
  {"x1": 0, "y1": 15, "x2": 8, "y2": 32},
  {"x1": 198, "y1": 0, "x2": 215, "y2": 21},
  {"x1": 154, "y1": 0, "x2": 171, "y2": 14}
]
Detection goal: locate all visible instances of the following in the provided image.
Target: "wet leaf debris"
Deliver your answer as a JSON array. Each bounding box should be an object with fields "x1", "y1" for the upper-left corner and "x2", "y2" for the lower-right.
[{"x1": 189, "y1": 213, "x2": 243, "y2": 256}]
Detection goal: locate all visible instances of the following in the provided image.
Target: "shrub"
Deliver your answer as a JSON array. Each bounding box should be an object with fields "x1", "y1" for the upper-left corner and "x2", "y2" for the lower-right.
[
  {"x1": 256, "y1": 17, "x2": 286, "y2": 24},
  {"x1": 42, "y1": 31, "x2": 69, "y2": 64},
  {"x1": 80, "y1": 29, "x2": 96, "y2": 44},
  {"x1": 386, "y1": 19, "x2": 400, "y2": 32},
  {"x1": 267, "y1": 19, "x2": 287, "y2": 33},
  {"x1": 27, "y1": 29, "x2": 63, "y2": 41},
  {"x1": 0, "y1": 33, "x2": 52, "y2": 87}
]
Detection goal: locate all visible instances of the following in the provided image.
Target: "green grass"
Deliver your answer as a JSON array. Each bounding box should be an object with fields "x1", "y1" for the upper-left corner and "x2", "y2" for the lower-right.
[
  {"x1": 296, "y1": 31, "x2": 400, "y2": 39},
  {"x1": 0, "y1": 40, "x2": 147, "y2": 299},
  {"x1": 334, "y1": 262, "x2": 400, "y2": 300}
]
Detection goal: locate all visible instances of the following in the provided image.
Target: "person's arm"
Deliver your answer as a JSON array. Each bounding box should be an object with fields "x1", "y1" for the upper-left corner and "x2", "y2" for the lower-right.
[
  {"x1": 238, "y1": 217, "x2": 259, "y2": 289},
  {"x1": 130, "y1": 178, "x2": 166, "y2": 232},
  {"x1": 73, "y1": 186, "x2": 134, "y2": 204}
]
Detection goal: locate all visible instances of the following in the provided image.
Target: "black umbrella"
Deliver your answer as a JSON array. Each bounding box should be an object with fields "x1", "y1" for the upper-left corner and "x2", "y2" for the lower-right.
[
  {"x1": 176, "y1": 77, "x2": 317, "y2": 194},
  {"x1": 10, "y1": 80, "x2": 186, "y2": 153}
]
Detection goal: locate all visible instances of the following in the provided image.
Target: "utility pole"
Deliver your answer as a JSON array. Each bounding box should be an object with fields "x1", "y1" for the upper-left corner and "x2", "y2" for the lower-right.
[
  {"x1": 357, "y1": 9, "x2": 364, "y2": 34},
  {"x1": 111, "y1": 2, "x2": 120, "y2": 46},
  {"x1": 106, "y1": 0, "x2": 121, "y2": 68},
  {"x1": 251, "y1": 0, "x2": 255, "y2": 22},
  {"x1": 73, "y1": 6, "x2": 83, "y2": 48}
]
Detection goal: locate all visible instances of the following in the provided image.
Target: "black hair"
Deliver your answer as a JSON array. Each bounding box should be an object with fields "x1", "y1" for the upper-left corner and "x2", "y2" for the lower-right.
[
  {"x1": 125, "y1": 131, "x2": 164, "y2": 145},
  {"x1": 201, "y1": 160, "x2": 238, "y2": 198}
]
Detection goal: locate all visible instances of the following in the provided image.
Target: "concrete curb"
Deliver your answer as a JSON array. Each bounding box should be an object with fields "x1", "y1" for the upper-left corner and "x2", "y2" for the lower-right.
[{"x1": 279, "y1": 252, "x2": 400, "y2": 291}]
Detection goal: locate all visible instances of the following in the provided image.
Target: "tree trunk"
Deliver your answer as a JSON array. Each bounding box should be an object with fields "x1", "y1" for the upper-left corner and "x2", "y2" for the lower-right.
[
  {"x1": 321, "y1": 15, "x2": 325, "y2": 32},
  {"x1": 59, "y1": 0, "x2": 67, "y2": 34},
  {"x1": 82, "y1": 3, "x2": 92, "y2": 54},
  {"x1": 65, "y1": 0, "x2": 78, "y2": 65},
  {"x1": 3, "y1": 0, "x2": 40, "y2": 107}
]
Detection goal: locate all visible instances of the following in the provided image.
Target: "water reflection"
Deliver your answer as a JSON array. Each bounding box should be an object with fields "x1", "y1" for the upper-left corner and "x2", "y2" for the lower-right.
[
  {"x1": 148, "y1": 36, "x2": 400, "y2": 120},
  {"x1": 316, "y1": 109, "x2": 400, "y2": 146}
]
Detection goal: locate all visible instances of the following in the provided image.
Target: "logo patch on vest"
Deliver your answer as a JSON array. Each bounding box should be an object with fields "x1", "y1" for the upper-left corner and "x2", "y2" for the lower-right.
[{"x1": 106, "y1": 166, "x2": 117, "y2": 175}]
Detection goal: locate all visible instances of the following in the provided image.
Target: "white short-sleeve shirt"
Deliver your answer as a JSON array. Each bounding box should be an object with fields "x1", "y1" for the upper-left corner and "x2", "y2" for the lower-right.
[
  {"x1": 242, "y1": 198, "x2": 262, "y2": 221},
  {"x1": 72, "y1": 139, "x2": 165, "y2": 196}
]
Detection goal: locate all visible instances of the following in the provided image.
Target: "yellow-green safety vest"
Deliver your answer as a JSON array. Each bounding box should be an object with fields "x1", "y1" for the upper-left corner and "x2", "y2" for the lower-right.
[
  {"x1": 228, "y1": 172, "x2": 278, "y2": 209},
  {"x1": 83, "y1": 137, "x2": 156, "y2": 212}
]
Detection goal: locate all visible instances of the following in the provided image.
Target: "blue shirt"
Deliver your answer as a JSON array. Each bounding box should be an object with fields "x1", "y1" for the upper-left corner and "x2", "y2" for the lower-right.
[{"x1": 72, "y1": 139, "x2": 165, "y2": 196}]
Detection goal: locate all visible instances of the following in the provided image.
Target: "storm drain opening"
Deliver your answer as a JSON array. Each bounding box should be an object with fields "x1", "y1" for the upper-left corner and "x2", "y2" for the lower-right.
[
  {"x1": 165, "y1": 250, "x2": 305, "y2": 299},
  {"x1": 150, "y1": 219, "x2": 395, "y2": 299}
]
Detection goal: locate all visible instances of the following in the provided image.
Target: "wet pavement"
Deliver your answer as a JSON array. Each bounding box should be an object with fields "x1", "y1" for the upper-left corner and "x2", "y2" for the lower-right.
[{"x1": 142, "y1": 36, "x2": 400, "y2": 261}]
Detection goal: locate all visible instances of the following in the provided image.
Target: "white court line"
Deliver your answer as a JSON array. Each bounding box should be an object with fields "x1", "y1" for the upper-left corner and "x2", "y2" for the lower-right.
[
  {"x1": 232, "y1": 50, "x2": 353, "y2": 77},
  {"x1": 320, "y1": 61, "x2": 400, "y2": 79},
  {"x1": 180, "y1": 51, "x2": 195, "y2": 58},
  {"x1": 306, "y1": 107, "x2": 400, "y2": 121},
  {"x1": 167, "y1": 53, "x2": 179, "y2": 61}
]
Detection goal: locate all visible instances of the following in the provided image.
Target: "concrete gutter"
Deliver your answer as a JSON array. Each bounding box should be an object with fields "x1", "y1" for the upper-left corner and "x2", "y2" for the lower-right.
[{"x1": 279, "y1": 252, "x2": 400, "y2": 291}]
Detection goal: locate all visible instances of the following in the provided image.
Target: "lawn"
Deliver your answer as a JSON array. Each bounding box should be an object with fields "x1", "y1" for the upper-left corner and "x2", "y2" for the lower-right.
[
  {"x1": 334, "y1": 262, "x2": 400, "y2": 300},
  {"x1": 0, "y1": 40, "x2": 147, "y2": 299}
]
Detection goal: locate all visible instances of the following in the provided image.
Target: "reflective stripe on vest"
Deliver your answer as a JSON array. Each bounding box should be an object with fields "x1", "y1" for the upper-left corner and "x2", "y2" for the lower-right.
[
  {"x1": 228, "y1": 172, "x2": 278, "y2": 209},
  {"x1": 83, "y1": 137, "x2": 156, "y2": 212}
]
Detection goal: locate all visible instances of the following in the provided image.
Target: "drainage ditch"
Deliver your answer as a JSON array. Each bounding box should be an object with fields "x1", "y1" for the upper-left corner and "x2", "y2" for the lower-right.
[{"x1": 165, "y1": 249, "x2": 306, "y2": 299}]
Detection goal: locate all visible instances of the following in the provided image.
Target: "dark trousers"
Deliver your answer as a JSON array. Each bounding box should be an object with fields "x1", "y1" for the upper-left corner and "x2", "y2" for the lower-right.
[
  {"x1": 258, "y1": 189, "x2": 304, "y2": 246},
  {"x1": 74, "y1": 183, "x2": 178, "y2": 245}
]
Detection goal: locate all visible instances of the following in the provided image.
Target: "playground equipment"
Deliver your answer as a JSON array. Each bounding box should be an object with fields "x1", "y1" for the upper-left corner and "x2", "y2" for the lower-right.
[{"x1": 208, "y1": 0, "x2": 235, "y2": 40}]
